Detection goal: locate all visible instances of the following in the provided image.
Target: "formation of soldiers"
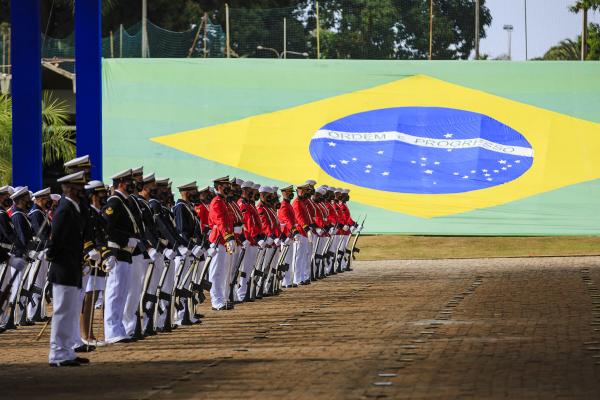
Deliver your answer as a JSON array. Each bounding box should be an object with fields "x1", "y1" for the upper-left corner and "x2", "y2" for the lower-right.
[{"x1": 0, "y1": 155, "x2": 364, "y2": 367}]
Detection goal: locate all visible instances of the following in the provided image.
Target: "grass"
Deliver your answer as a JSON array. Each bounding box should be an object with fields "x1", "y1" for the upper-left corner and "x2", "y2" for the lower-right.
[{"x1": 354, "y1": 235, "x2": 600, "y2": 261}]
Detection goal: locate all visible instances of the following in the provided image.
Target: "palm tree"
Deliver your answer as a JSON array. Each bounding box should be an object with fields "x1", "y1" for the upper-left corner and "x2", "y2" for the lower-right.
[
  {"x1": 0, "y1": 91, "x2": 75, "y2": 185},
  {"x1": 569, "y1": 0, "x2": 600, "y2": 60},
  {"x1": 542, "y1": 38, "x2": 581, "y2": 60}
]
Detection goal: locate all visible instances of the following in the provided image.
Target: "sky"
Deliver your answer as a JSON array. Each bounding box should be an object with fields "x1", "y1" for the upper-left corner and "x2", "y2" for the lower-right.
[{"x1": 479, "y1": 0, "x2": 600, "y2": 60}]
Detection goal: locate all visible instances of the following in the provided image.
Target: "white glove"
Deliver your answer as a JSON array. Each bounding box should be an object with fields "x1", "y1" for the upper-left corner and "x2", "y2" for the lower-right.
[
  {"x1": 242, "y1": 240, "x2": 251, "y2": 249},
  {"x1": 207, "y1": 246, "x2": 217, "y2": 257},
  {"x1": 9, "y1": 256, "x2": 27, "y2": 271},
  {"x1": 274, "y1": 238, "x2": 281, "y2": 246},
  {"x1": 265, "y1": 237, "x2": 274, "y2": 246},
  {"x1": 36, "y1": 249, "x2": 47, "y2": 260},
  {"x1": 88, "y1": 249, "x2": 101, "y2": 262},
  {"x1": 191, "y1": 245, "x2": 203, "y2": 259},
  {"x1": 28, "y1": 250, "x2": 37, "y2": 260},
  {"x1": 307, "y1": 231, "x2": 314, "y2": 243},
  {"x1": 82, "y1": 265, "x2": 91, "y2": 275},
  {"x1": 164, "y1": 248, "x2": 176, "y2": 261},
  {"x1": 329, "y1": 227, "x2": 337, "y2": 235},
  {"x1": 178, "y1": 245, "x2": 190, "y2": 257},
  {"x1": 104, "y1": 255, "x2": 117, "y2": 272},
  {"x1": 343, "y1": 225, "x2": 349, "y2": 232},
  {"x1": 350, "y1": 226, "x2": 356, "y2": 233},
  {"x1": 316, "y1": 228, "x2": 323, "y2": 235},
  {"x1": 284, "y1": 238, "x2": 291, "y2": 245},
  {"x1": 234, "y1": 226, "x2": 243, "y2": 234},
  {"x1": 293, "y1": 234, "x2": 300, "y2": 241},
  {"x1": 225, "y1": 240, "x2": 235, "y2": 254},
  {"x1": 127, "y1": 238, "x2": 139, "y2": 248},
  {"x1": 148, "y1": 248, "x2": 158, "y2": 261},
  {"x1": 258, "y1": 240, "x2": 266, "y2": 249}
]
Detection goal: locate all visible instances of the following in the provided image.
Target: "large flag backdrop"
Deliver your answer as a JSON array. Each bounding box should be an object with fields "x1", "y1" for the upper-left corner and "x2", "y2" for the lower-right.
[{"x1": 102, "y1": 59, "x2": 600, "y2": 235}]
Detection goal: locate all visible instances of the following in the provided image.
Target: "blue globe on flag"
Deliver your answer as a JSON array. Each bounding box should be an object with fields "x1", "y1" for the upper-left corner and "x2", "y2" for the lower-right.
[{"x1": 308, "y1": 107, "x2": 534, "y2": 194}]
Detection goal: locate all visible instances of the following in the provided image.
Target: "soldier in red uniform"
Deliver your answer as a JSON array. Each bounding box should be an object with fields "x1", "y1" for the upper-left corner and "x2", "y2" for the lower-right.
[
  {"x1": 325, "y1": 186, "x2": 341, "y2": 275},
  {"x1": 194, "y1": 186, "x2": 211, "y2": 235},
  {"x1": 236, "y1": 181, "x2": 262, "y2": 301},
  {"x1": 292, "y1": 183, "x2": 313, "y2": 285},
  {"x1": 278, "y1": 185, "x2": 299, "y2": 287},
  {"x1": 207, "y1": 176, "x2": 235, "y2": 311},
  {"x1": 312, "y1": 186, "x2": 330, "y2": 278},
  {"x1": 338, "y1": 189, "x2": 357, "y2": 271},
  {"x1": 255, "y1": 186, "x2": 279, "y2": 297}
]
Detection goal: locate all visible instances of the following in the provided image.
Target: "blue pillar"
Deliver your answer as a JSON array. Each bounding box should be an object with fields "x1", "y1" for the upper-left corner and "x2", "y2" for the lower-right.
[
  {"x1": 75, "y1": 0, "x2": 103, "y2": 180},
  {"x1": 11, "y1": 0, "x2": 42, "y2": 190}
]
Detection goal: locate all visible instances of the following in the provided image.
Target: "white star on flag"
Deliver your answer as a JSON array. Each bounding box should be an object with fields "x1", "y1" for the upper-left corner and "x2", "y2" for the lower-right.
[
  {"x1": 433, "y1": 182, "x2": 437, "y2": 185},
  {"x1": 444, "y1": 133, "x2": 453, "y2": 138},
  {"x1": 484, "y1": 173, "x2": 491, "y2": 177},
  {"x1": 381, "y1": 171, "x2": 390, "y2": 176},
  {"x1": 493, "y1": 170, "x2": 499, "y2": 173},
  {"x1": 501, "y1": 167, "x2": 507, "y2": 170},
  {"x1": 424, "y1": 170, "x2": 433, "y2": 175},
  {"x1": 453, "y1": 172, "x2": 459, "y2": 176},
  {"x1": 434, "y1": 161, "x2": 440, "y2": 165},
  {"x1": 340, "y1": 160, "x2": 349, "y2": 164},
  {"x1": 470, "y1": 170, "x2": 476, "y2": 174},
  {"x1": 329, "y1": 164, "x2": 336, "y2": 168},
  {"x1": 499, "y1": 160, "x2": 507, "y2": 164},
  {"x1": 463, "y1": 175, "x2": 469, "y2": 179},
  {"x1": 351, "y1": 157, "x2": 358, "y2": 161},
  {"x1": 377, "y1": 150, "x2": 384, "y2": 155},
  {"x1": 515, "y1": 160, "x2": 521, "y2": 164},
  {"x1": 328, "y1": 142, "x2": 336, "y2": 147},
  {"x1": 366, "y1": 164, "x2": 372, "y2": 169},
  {"x1": 486, "y1": 178, "x2": 493, "y2": 181},
  {"x1": 420, "y1": 157, "x2": 427, "y2": 161},
  {"x1": 420, "y1": 163, "x2": 426, "y2": 167},
  {"x1": 507, "y1": 164, "x2": 512, "y2": 168},
  {"x1": 364, "y1": 170, "x2": 370, "y2": 173},
  {"x1": 411, "y1": 161, "x2": 416, "y2": 164},
  {"x1": 447, "y1": 149, "x2": 453, "y2": 152},
  {"x1": 482, "y1": 169, "x2": 488, "y2": 172}
]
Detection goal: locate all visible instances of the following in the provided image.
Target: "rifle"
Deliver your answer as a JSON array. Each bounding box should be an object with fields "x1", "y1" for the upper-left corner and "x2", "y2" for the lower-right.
[
  {"x1": 153, "y1": 256, "x2": 173, "y2": 332},
  {"x1": 140, "y1": 260, "x2": 157, "y2": 336},
  {"x1": 187, "y1": 253, "x2": 212, "y2": 320},
  {"x1": 246, "y1": 247, "x2": 265, "y2": 302},
  {"x1": 228, "y1": 247, "x2": 246, "y2": 304},
  {"x1": 257, "y1": 247, "x2": 277, "y2": 298},
  {"x1": 267, "y1": 244, "x2": 289, "y2": 295},
  {"x1": 346, "y1": 215, "x2": 367, "y2": 271},
  {"x1": 309, "y1": 235, "x2": 320, "y2": 281}
]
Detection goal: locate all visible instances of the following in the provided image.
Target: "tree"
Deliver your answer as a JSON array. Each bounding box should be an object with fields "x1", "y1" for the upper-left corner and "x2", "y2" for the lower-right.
[
  {"x1": 540, "y1": 23, "x2": 600, "y2": 60},
  {"x1": 0, "y1": 92, "x2": 75, "y2": 185},
  {"x1": 569, "y1": 0, "x2": 600, "y2": 60}
]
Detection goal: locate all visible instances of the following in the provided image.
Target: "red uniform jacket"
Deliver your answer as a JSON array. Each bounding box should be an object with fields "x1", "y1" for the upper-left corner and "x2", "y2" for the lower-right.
[
  {"x1": 257, "y1": 201, "x2": 277, "y2": 239},
  {"x1": 313, "y1": 200, "x2": 328, "y2": 230},
  {"x1": 326, "y1": 201, "x2": 339, "y2": 227},
  {"x1": 228, "y1": 200, "x2": 244, "y2": 243},
  {"x1": 208, "y1": 195, "x2": 234, "y2": 245},
  {"x1": 238, "y1": 198, "x2": 262, "y2": 245},
  {"x1": 292, "y1": 197, "x2": 312, "y2": 237},
  {"x1": 194, "y1": 203, "x2": 210, "y2": 234},
  {"x1": 335, "y1": 201, "x2": 355, "y2": 236},
  {"x1": 277, "y1": 199, "x2": 297, "y2": 238},
  {"x1": 266, "y1": 206, "x2": 282, "y2": 238},
  {"x1": 306, "y1": 198, "x2": 317, "y2": 227}
]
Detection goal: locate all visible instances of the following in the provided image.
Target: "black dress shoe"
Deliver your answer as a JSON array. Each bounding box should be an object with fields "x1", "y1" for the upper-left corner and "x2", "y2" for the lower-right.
[
  {"x1": 22, "y1": 319, "x2": 35, "y2": 326},
  {"x1": 74, "y1": 345, "x2": 96, "y2": 353},
  {"x1": 225, "y1": 303, "x2": 235, "y2": 310},
  {"x1": 74, "y1": 357, "x2": 90, "y2": 364},
  {"x1": 49, "y1": 359, "x2": 80, "y2": 367},
  {"x1": 115, "y1": 337, "x2": 136, "y2": 344},
  {"x1": 194, "y1": 313, "x2": 205, "y2": 319},
  {"x1": 234, "y1": 300, "x2": 243, "y2": 304}
]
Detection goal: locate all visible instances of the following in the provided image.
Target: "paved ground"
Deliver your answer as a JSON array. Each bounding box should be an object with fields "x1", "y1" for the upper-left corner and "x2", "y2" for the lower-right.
[{"x1": 2, "y1": 257, "x2": 600, "y2": 399}]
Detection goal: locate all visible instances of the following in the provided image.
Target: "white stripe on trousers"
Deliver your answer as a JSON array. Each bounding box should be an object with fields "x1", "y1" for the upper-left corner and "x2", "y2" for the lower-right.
[{"x1": 104, "y1": 260, "x2": 130, "y2": 343}]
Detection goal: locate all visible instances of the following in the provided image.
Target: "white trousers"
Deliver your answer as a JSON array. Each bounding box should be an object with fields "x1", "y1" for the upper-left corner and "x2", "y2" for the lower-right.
[
  {"x1": 26, "y1": 258, "x2": 48, "y2": 318},
  {"x1": 208, "y1": 245, "x2": 230, "y2": 309},
  {"x1": 328, "y1": 235, "x2": 341, "y2": 274},
  {"x1": 49, "y1": 284, "x2": 80, "y2": 363},
  {"x1": 282, "y1": 242, "x2": 297, "y2": 287},
  {"x1": 157, "y1": 256, "x2": 176, "y2": 328},
  {"x1": 339, "y1": 235, "x2": 351, "y2": 270},
  {"x1": 236, "y1": 245, "x2": 258, "y2": 302},
  {"x1": 294, "y1": 236, "x2": 309, "y2": 284},
  {"x1": 174, "y1": 256, "x2": 193, "y2": 325},
  {"x1": 123, "y1": 254, "x2": 148, "y2": 336},
  {"x1": 143, "y1": 256, "x2": 164, "y2": 330},
  {"x1": 104, "y1": 260, "x2": 130, "y2": 343}
]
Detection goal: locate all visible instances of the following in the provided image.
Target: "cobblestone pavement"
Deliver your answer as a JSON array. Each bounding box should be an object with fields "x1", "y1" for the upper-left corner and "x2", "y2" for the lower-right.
[{"x1": 2, "y1": 257, "x2": 600, "y2": 400}]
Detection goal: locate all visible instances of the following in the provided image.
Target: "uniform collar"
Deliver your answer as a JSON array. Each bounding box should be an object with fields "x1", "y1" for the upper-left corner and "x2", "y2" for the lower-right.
[{"x1": 65, "y1": 196, "x2": 81, "y2": 213}]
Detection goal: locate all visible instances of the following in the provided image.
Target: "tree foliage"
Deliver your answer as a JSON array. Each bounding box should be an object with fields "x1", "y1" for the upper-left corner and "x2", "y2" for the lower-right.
[{"x1": 541, "y1": 23, "x2": 600, "y2": 60}]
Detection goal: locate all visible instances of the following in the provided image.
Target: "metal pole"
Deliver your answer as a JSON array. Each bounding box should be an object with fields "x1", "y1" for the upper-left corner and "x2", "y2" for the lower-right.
[
  {"x1": 110, "y1": 30, "x2": 114, "y2": 58},
  {"x1": 283, "y1": 17, "x2": 287, "y2": 59},
  {"x1": 508, "y1": 29, "x2": 512, "y2": 60},
  {"x1": 428, "y1": 0, "x2": 433, "y2": 60},
  {"x1": 2, "y1": 33, "x2": 5, "y2": 74},
  {"x1": 524, "y1": 0, "x2": 528, "y2": 60},
  {"x1": 142, "y1": 0, "x2": 148, "y2": 58},
  {"x1": 226, "y1": 3, "x2": 231, "y2": 58},
  {"x1": 119, "y1": 24, "x2": 123, "y2": 58},
  {"x1": 316, "y1": 1, "x2": 320, "y2": 59},
  {"x1": 203, "y1": 12, "x2": 208, "y2": 58},
  {"x1": 582, "y1": 9, "x2": 588, "y2": 61},
  {"x1": 474, "y1": 0, "x2": 479, "y2": 59}
]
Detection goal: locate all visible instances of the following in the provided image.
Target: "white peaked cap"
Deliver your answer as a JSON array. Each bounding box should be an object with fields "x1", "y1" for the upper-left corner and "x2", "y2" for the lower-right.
[
  {"x1": 316, "y1": 187, "x2": 327, "y2": 195},
  {"x1": 241, "y1": 181, "x2": 254, "y2": 189},
  {"x1": 304, "y1": 179, "x2": 316, "y2": 186},
  {"x1": 85, "y1": 180, "x2": 105, "y2": 190},
  {"x1": 32, "y1": 187, "x2": 51, "y2": 198},
  {"x1": 259, "y1": 186, "x2": 271, "y2": 193},
  {"x1": 10, "y1": 186, "x2": 29, "y2": 200},
  {"x1": 50, "y1": 194, "x2": 61, "y2": 202},
  {"x1": 110, "y1": 169, "x2": 133, "y2": 180},
  {"x1": 253, "y1": 183, "x2": 261, "y2": 190}
]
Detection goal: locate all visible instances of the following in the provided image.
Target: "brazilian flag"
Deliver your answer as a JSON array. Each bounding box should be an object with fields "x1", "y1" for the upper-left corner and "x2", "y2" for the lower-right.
[{"x1": 102, "y1": 59, "x2": 600, "y2": 235}]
